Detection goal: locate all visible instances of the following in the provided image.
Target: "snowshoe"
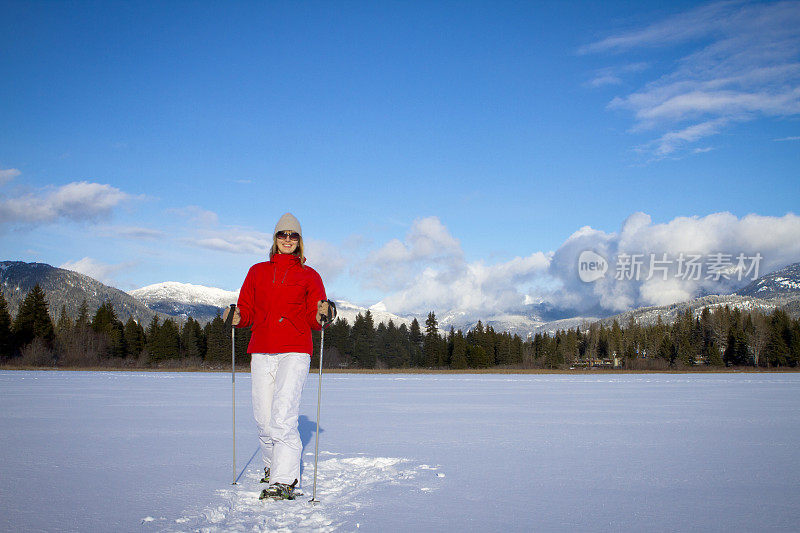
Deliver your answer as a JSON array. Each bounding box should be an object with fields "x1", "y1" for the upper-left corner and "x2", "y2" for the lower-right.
[
  {"x1": 259, "y1": 479, "x2": 298, "y2": 501},
  {"x1": 259, "y1": 467, "x2": 270, "y2": 483}
]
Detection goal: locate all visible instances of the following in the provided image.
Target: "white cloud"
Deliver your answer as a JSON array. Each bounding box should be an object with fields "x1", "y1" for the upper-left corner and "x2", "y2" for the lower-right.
[
  {"x1": 358, "y1": 217, "x2": 552, "y2": 317},
  {"x1": 578, "y1": 1, "x2": 738, "y2": 54},
  {"x1": 166, "y1": 205, "x2": 268, "y2": 254},
  {"x1": 0, "y1": 168, "x2": 21, "y2": 185},
  {"x1": 378, "y1": 251, "x2": 552, "y2": 318},
  {"x1": 167, "y1": 205, "x2": 219, "y2": 226},
  {"x1": 184, "y1": 226, "x2": 347, "y2": 282},
  {"x1": 368, "y1": 211, "x2": 800, "y2": 320},
  {"x1": 589, "y1": 74, "x2": 623, "y2": 88},
  {"x1": 304, "y1": 239, "x2": 347, "y2": 282},
  {"x1": 649, "y1": 118, "x2": 728, "y2": 156},
  {"x1": 584, "y1": 0, "x2": 800, "y2": 157},
  {"x1": 774, "y1": 135, "x2": 800, "y2": 141},
  {"x1": 359, "y1": 216, "x2": 464, "y2": 291},
  {"x1": 60, "y1": 257, "x2": 134, "y2": 285},
  {"x1": 187, "y1": 229, "x2": 271, "y2": 255},
  {"x1": 587, "y1": 63, "x2": 648, "y2": 88},
  {"x1": 546, "y1": 211, "x2": 800, "y2": 314},
  {"x1": 0, "y1": 181, "x2": 131, "y2": 227},
  {"x1": 103, "y1": 225, "x2": 165, "y2": 240}
]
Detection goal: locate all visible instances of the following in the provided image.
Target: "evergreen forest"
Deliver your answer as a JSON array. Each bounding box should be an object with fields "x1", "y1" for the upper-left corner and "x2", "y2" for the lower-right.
[{"x1": 2, "y1": 285, "x2": 799, "y2": 370}]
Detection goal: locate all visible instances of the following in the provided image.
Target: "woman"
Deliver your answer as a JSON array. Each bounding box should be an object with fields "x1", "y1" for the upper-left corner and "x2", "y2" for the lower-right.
[{"x1": 224, "y1": 212, "x2": 329, "y2": 500}]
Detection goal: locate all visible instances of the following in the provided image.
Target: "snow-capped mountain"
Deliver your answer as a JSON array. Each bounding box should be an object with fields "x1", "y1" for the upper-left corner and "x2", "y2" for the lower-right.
[
  {"x1": 438, "y1": 311, "x2": 545, "y2": 338},
  {"x1": 436, "y1": 301, "x2": 607, "y2": 338},
  {"x1": 126, "y1": 261, "x2": 800, "y2": 335},
  {"x1": 127, "y1": 282, "x2": 413, "y2": 327},
  {"x1": 0, "y1": 261, "x2": 155, "y2": 323},
  {"x1": 597, "y1": 293, "x2": 780, "y2": 329},
  {"x1": 595, "y1": 262, "x2": 800, "y2": 329},
  {"x1": 10, "y1": 258, "x2": 794, "y2": 334},
  {"x1": 736, "y1": 262, "x2": 800, "y2": 297},
  {"x1": 334, "y1": 300, "x2": 412, "y2": 329},
  {"x1": 128, "y1": 282, "x2": 239, "y2": 323},
  {"x1": 533, "y1": 316, "x2": 602, "y2": 335},
  {"x1": 129, "y1": 282, "x2": 239, "y2": 309}
]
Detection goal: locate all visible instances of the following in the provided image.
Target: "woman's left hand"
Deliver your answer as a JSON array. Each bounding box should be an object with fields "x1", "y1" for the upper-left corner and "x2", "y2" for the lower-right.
[{"x1": 316, "y1": 300, "x2": 330, "y2": 326}]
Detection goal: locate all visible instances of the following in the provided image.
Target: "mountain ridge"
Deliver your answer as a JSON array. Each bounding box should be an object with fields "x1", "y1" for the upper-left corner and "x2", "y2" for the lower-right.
[
  {"x1": 0, "y1": 261, "x2": 156, "y2": 324},
  {"x1": 3, "y1": 260, "x2": 799, "y2": 335}
]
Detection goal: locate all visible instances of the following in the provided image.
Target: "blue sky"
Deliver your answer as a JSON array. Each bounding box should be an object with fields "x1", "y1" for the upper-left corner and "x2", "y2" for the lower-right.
[{"x1": 2, "y1": 0, "x2": 799, "y2": 318}]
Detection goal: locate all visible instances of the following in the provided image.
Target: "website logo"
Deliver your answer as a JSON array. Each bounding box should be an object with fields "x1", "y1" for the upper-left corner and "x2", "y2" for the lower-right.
[{"x1": 578, "y1": 250, "x2": 608, "y2": 283}]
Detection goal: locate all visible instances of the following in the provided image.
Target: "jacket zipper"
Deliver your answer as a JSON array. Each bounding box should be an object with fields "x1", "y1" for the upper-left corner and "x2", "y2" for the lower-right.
[{"x1": 274, "y1": 261, "x2": 293, "y2": 324}]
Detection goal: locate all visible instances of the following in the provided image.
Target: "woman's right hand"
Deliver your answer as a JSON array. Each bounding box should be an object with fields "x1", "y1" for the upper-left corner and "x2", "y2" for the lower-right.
[{"x1": 223, "y1": 306, "x2": 241, "y2": 326}]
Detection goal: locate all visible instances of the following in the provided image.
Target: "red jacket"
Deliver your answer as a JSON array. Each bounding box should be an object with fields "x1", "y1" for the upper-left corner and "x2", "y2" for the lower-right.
[{"x1": 236, "y1": 253, "x2": 326, "y2": 355}]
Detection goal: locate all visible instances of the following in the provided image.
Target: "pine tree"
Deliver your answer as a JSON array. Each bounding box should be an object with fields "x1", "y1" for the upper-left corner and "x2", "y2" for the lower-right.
[
  {"x1": 91, "y1": 302, "x2": 126, "y2": 358},
  {"x1": 150, "y1": 318, "x2": 180, "y2": 361},
  {"x1": 543, "y1": 334, "x2": 563, "y2": 368},
  {"x1": 75, "y1": 300, "x2": 90, "y2": 331},
  {"x1": 445, "y1": 326, "x2": 455, "y2": 368},
  {"x1": 703, "y1": 338, "x2": 723, "y2": 366},
  {"x1": 764, "y1": 311, "x2": 791, "y2": 367},
  {"x1": 467, "y1": 344, "x2": 492, "y2": 368},
  {"x1": 496, "y1": 332, "x2": 512, "y2": 366},
  {"x1": 788, "y1": 320, "x2": 800, "y2": 367},
  {"x1": 723, "y1": 325, "x2": 750, "y2": 366},
  {"x1": 203, "y1": 312, "x2": 228, "y2": 364},
  {"x1": 180, "y1": 317, "x2": 204, "y2": 359},
  {"x1": 482, "y1": 325, "x2": 497, "y2": 366},
  {"x1": 0, "y1": 292, "x2": 13, "y2": 359},
  {"x1": 234, "y1": 324, "x2": 250, "y2": 366},
  {"x1": 623, "y1": 316, "x2": 640, "y2": 363},
  {"x1": 382, "y1": 320, "x2": 400, "y2": 368},
  {"x1": 610, "y1": 320, "x2": 623, "y2": 360},
  {"x1": 532, "y1": 332, "x2": 545, "y2": 362},
  {"x1": 56, "y1": 305, "x2": 72, "y2": 335},
  {"x1": 699, "y1": 308, "x2": 722, "y2": 365},
  {"x1": 674, "y1": 309, "x2": 695, "y2": 366},
  {"x1": 657, "y1": 336, "x2": 678, "y2": 367},
  {"x1": 324, "y1": 317, "x2": 351, "y2": 368},
  {"x1": 748, "y1": 313, "x2": 770, "y2": 367},
  {"x1": 123, "y1": 318, "x2": 146, "y2": 359},
  {"x1": 374, "y1": 322, "x2": 389, "y2": 368},
  {"x1": 423, "y1": 312, "x2": 440, "y2": 367},
  {"x1": 351, "y1": 311, "x2": 376, "y2": 368},
  {"x1": 409, "y1": 318, "x2": 423, "y2": 366},
  {"x1": 12, "y1": 284, "x2": 55, "y2": 349},
  {"x1": 451, "y1": 330, "x2": 468, "y2": 369},
  {"x1": 145, "y1": 315, "x2": 160, "y2": 362},
  {"x1": 511, "y1": 334, "x2": 524, "y2": 365},
  {"x1": 396, "y1": 323, "x2": 411, "y2": 367}
]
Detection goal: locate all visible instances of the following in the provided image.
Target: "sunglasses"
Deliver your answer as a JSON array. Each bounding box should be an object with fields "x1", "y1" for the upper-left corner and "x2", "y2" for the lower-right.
[{"x1": 276, "y1": 231, "x2": 301, "y2": 242}]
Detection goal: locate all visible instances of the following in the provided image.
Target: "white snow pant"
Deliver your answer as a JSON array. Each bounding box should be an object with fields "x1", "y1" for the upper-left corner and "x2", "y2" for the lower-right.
[{"x1": 250, "y1": 352, "x2": 310, "y2": 485}]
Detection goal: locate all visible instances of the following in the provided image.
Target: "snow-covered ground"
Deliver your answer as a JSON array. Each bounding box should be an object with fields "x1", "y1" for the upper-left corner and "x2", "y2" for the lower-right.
[{"x1": 2, "y1": 371, "x2": 799, "y2": 532}]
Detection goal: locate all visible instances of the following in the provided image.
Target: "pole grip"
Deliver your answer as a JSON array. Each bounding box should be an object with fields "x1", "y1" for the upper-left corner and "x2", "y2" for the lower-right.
[{"x1": 224, "y1": 303, "x2": 237, "y2": 329}]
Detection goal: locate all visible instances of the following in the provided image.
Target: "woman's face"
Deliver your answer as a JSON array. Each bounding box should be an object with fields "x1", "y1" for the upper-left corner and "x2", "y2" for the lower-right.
[{"x1": 275, "y1": 231, "x2": 299, "y2": 254}]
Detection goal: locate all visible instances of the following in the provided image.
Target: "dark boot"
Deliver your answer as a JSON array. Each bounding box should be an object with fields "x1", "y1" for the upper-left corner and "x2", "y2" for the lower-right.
[{"x1": 259, "y1": 479, "x2": 298, "y2": 500}]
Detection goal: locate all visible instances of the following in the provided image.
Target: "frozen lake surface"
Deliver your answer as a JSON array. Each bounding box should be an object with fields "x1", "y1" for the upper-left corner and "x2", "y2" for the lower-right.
[{"x1": 1, "y1": 371, "x2": 799, "y2": 532}]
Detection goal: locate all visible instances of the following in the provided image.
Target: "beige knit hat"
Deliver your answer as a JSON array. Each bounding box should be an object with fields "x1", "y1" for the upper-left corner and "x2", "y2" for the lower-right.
[{"x1": 274, "y1": 212, "x2": 302, "y2": 236}]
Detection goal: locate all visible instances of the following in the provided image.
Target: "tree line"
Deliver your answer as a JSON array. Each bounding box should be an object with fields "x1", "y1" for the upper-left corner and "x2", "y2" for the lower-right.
[
  {"x1": 0, "y1": 285, "x2": 251, "y2": 368},
  {"x1": 1, "y1": 285, "x2": 799, "y2": 369}
]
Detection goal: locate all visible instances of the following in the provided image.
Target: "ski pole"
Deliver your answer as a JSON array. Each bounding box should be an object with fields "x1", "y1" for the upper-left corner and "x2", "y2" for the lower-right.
[
  {"x1": 310, "y1": 300, "x2": 336, "y2": 504},
  {"x1": 309, "y1": 324, "x2": 325, "y2": 503},
  {"x1": 224, "y1": 304, "x2": 237, "y2": 485}
]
